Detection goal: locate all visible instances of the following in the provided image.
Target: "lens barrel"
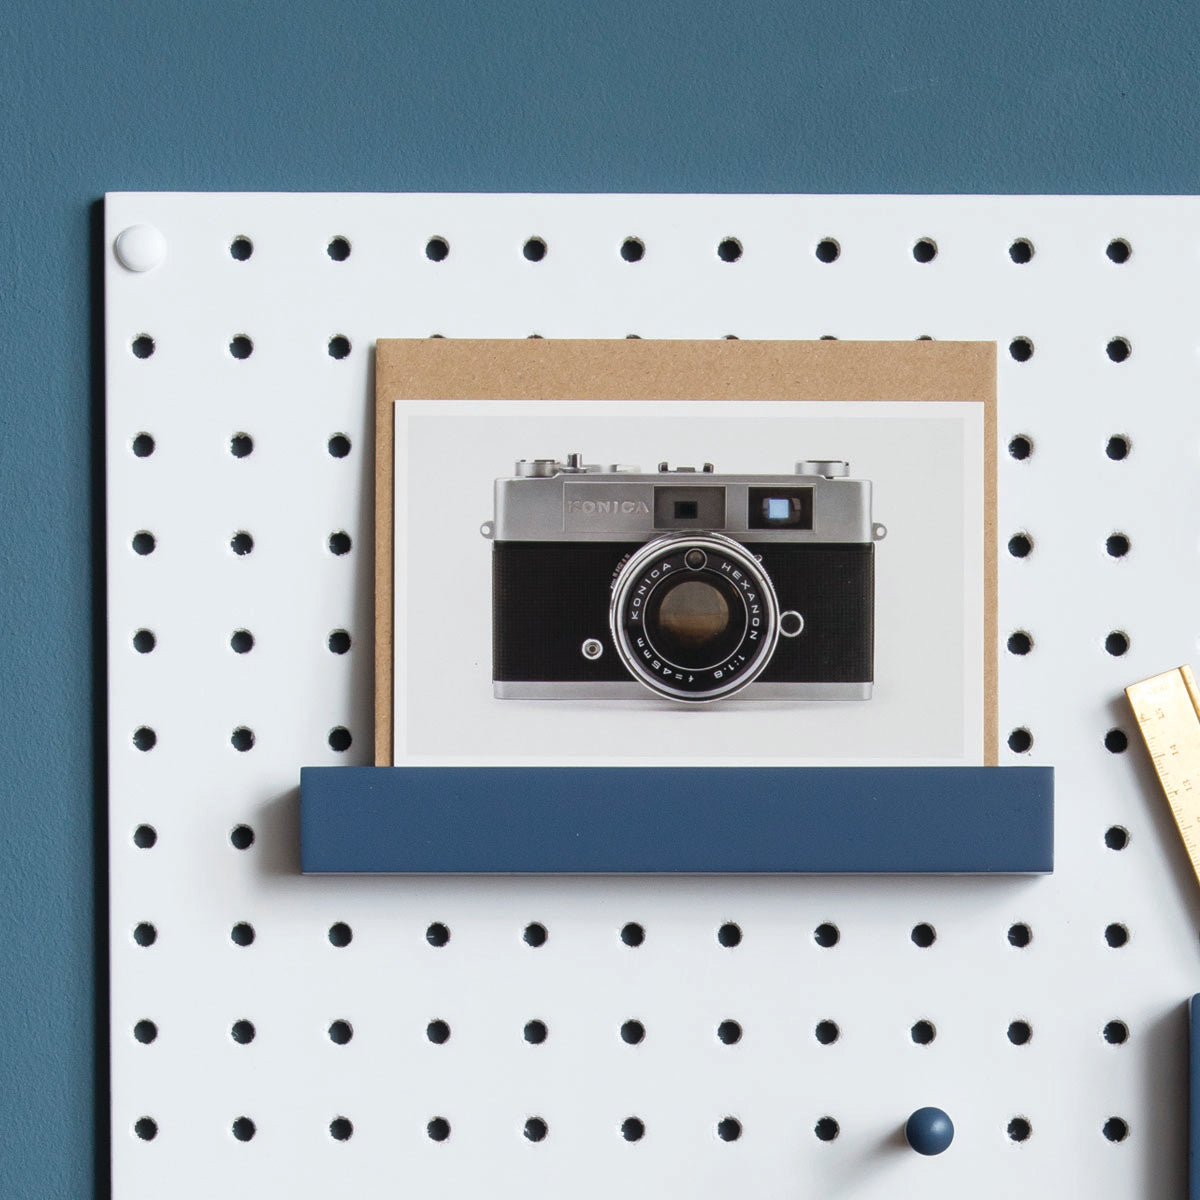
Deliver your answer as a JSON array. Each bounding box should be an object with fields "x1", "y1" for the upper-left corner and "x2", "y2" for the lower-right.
[{"x1": 609, "y1": 532, "x2": 780, "y2": 701}]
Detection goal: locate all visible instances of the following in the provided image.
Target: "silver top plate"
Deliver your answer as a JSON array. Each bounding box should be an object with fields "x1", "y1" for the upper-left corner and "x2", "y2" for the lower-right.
[{"x1": 489, "y1": 457, "x2": 878, "y2": 542}]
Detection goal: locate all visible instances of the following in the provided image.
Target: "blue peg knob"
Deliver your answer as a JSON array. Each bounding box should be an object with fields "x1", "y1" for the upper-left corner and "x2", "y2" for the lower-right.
[{"x1": 905, "y1": 1106, "x2": 954, "y2": 1155}]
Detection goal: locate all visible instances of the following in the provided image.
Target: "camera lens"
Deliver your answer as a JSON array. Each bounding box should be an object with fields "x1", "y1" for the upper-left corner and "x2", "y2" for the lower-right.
[
  {"x1": 609, "y1": 533, "x2": 780, "y2": 702},
  {"x1": 646, "y1": 577, "x2": 742, "y2": 668}
]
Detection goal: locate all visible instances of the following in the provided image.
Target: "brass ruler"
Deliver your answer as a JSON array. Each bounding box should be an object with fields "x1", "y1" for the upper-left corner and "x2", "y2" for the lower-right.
[{"x1": 1126, "y1": 665, "x2": 1200, "y2": 885}]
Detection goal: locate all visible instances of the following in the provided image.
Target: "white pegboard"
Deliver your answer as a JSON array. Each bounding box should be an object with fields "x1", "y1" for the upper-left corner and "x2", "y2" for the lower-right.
[{"x1": 106, "y1": 193, "x2": 1200, "y2": 1199}]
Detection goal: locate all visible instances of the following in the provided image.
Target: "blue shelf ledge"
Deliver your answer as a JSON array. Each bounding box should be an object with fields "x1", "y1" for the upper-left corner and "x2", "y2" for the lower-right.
[{"x1": 299, "y1": 765, "x2": 1053, "y2": 875}]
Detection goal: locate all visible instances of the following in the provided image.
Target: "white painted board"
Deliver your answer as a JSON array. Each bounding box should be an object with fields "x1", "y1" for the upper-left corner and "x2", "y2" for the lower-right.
[{"x1": 106, "y1": 193, "x2": 1200, "y2": 1199}]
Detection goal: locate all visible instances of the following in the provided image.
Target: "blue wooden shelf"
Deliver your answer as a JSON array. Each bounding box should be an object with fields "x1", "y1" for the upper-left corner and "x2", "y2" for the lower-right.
[{"x1": 300, "y1": 766, "x2": 1054, "y2": 874}]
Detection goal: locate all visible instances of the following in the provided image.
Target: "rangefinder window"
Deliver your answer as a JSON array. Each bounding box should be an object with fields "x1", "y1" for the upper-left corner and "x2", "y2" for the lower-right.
[
  {"x1": 653, "y1": 486, "x2": 725, "y2": 529},
  {"x1": 748, "y1": 486, "x2": 814, "y2": 530}
]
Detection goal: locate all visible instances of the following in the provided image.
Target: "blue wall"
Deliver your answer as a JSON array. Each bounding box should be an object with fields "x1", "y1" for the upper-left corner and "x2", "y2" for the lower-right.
[{"x1": 2, "y1": 2, "x2": 1197, "y2": 1194}]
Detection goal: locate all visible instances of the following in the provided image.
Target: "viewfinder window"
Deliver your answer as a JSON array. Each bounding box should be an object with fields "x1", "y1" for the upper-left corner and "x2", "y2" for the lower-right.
[
  {"x1": 654, "y1": 486, "x2": 725, "y2": 528},
  {"x1": 748, "y1": 486, "x2": 814, "y2": 530}
]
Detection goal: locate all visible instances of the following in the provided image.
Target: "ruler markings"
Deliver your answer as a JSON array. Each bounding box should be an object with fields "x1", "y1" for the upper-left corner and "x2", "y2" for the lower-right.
[{"x1": 1127, "y1": 666, "x2": 1200, "y2": 887}]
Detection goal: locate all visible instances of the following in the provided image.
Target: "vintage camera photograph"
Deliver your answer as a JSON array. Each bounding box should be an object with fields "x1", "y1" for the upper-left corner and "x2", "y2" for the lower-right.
[
  {"x1": 487, "y1": 456, "x2": 883, "y2": 703},
  {"x1": 391, "y1": 399, "x2": 988, "y2": 766}
]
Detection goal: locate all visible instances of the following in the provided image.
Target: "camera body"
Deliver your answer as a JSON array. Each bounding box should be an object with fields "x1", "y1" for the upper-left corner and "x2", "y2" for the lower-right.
[{"x1": 484, "y1": 455, "x2": 884, "y2": 703}]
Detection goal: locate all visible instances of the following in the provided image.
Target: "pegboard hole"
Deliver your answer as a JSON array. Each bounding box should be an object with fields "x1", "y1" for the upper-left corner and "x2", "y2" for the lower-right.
[
  {"x1": 230, "y1": 629, "x2": 254, "y2": 654},
  {"x1": 132, "y1": 629, "x2": 156, "y2": 654},
  {"x1": 814, "y1": 1020, "x2": 840, "y2": 1045},
  {"x1": 1007, "y1": 1116, "x2": 1032, "y2": 1142},
  {"x1": 1007, "y1": 922, "x2": 1032, "y2": 947},
  {"x1": 1009, "y1": 337, "x2": 1034, "y2": 362},
  {"x1": 133, "y1": 1019, "x2": 158, "y2": 1044},
  {"x1": 524, "y1": 921, "x2": 548, "y2": 947},
  {"x1": 621, "y1": 1117, "x2": 645, "y2": 1142},
  {"x1": 1106, "y1": 533, "x2": 1130, "y2": 558},
  {"x1": 910, "y1": 1019, "x2": 936, "y2": 1045},
  {"x1": 426, "y1": 922, "x2": 450, "y2": 947},
  {"x1": 1102, "y1": 1117, "x2": 1129, "y2": 1142},
  {"x1": 1105, "y1": 728, "x2": 1129, "y2": 753},
  {"x1": 1106, "y1": 239, "x2": 1131, "y2": 264},
  {"x1": 1007, "y1": 631, "x2": 1033, "y2": 656},
  {"x1": 524, "y1": 1019, "x2": 548, "y2": 1044},
  {"x1": 328, "y1": 1020, "x2": 353, "y2": 1044},
  {"x1": 815, "y1": 238, "x2": 840, "y2": 263},
  {"x1": 910, "y1": 922, "x2": 937, "y2": 948},
  {"x1": 328, "y1": 530, "x2": 352, "y2": 555},
  {"x1": 328, "y1": 727, "x2": 352, "y2": 752},
  {"x1": 1008, "y1": 238, "x2": 1034, "y2": 264},
  {"x1": 1008, "y1": 727, "x2": 1033, "y2": 754},
  {"x1": 523, "y1": 237, "x2": 547, "y2": 262},
  {"x1": 328, "y1": 921, "x2": 353, "y2": 947},
  {"x1": 717, "y1": 1019, "x2": 743, "y2": 1045},
  {"x1": 814, "y1": 1116, "x2": 840, "y2": 1141},
  {"x1": 230, "y1": 531, "x2": 254, "y2": 556},
  {"x1": 619, "y1": 1017, "x2": 648, "y2": 1046},
  {"x1": 1105, "y1": 630, "x2": 1130, "y2": 656},
  {"x1": 230, "y1": 433, "x2": 253, "y2": 458},
  {"x1": 620, "y1": 921, "x2": 645, "y2": 947},
  {"x1": 1007, "y1": 1019, "x2": 1032, "y2": 1045},
  {"x1": 328, "y1": 434, "x2": 351, "y2": 458},
  {"x1": 230, "y1": 922, "x2": 255, "y2": 947},
  {"x1": 230, "y1": 824, "x2": 255, "y2": 850},
  {"x1": 1007, "y1": 533, "x2": 1032, "y2": 558},
  {"x1": 427, "y1": 1117, "x2": 451, "y2": 1142},
  {"x1": 131, "y1": 432, "x2": 155, "y2": 457},
  {"x1": 327, "y1": 237, "x2": 351, "y2": 261},
  {"x1": 813, "y1": 922, "x2": 840, "y2": 948},
  {"x1": 230, "y1": 236, "x2": 253, "y2": 261},
  {"x1": 621, "y1": 237, "x2": 645, "y2": 262},
  {"x1": 1106, "y1": 337, "x2": 1131, "y2": 363},
  {"x1": 134, "y1": 1117, "x2": 158, "y2": 1141},
  {"x1": 1007, "y1": 434, "x2": 1032, "y2": 460},
  {"x1": 230, "y1": 726, "x2": 255, "y2": 752},
  {"x1": 229, "y1": 335, "x2": 253, "y2": 360},
  {"x1": 1103, "y1": 1020, "x2": 1129, "y2": 1045},
  {"x1": 425, "y1": 237, "x2": 450, "y2": 261},
  {"x1": 327, "y1": 335, "x2": 351, "y2": 360},
  {"x1": 231, "y1": 1019, "x2": 256, "y2": 1044},
  {"x1": 524, "y1": 1117, "x2": 548, "y2": 1142},
  {"x1": 232, "y1": 1117, "x2": 256, "y2": 1142},
  {"x1": 717, "y1": 238, "x2": 743, "y2": 263},
  {"x1": 133, "y1": 726, "x2": 157, "y2": 752},
  {"x1": 1105, "y1": 825, "x2": 1129, "y2": 851},
  {"x1": 717, "y1": 922, "x2": 742, "y2": 947},
  {"x1": 716, "y1": 1117, "x2": 742, "y2": 1142},
  {"x1": 1105, "y1": 922, "x2": 1129, "y2": 948},
  {"x1": 131, "y1": 334, "x2": 155, "y2": 359},
  {"x1": 427, "y1": 1019, "x2": 451, "y2": 1044},
  {"x1": 328, "y1": 629, "x2": 351, "y2": 654},
  {"x1": 329, "y1": 1116, "x2": 353, "y2": 1141},
  {"x1": 1106, "y1": 435, "x2": 1131, "y2": 460},
  {"x1": 133, "y1": 824, "x2": 157, "y2": 849},
  {"x1": 912, "y1": 238, "x2": 938, "y2": 263},
  {"x1": 133, "y1": 922, "x2": 157, "y2": 947},
  {"x1": 132, "y1": 531, "x2": 156, "y2": 556}
]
